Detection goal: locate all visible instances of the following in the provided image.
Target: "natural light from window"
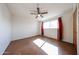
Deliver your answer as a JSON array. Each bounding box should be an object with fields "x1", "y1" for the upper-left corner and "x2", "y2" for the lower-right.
[
  {"x1": 33, "y1": 39, "x2": 45, "y2": 47},
  {"x1": 33, "y1": 38, "x2": 58, "y2": 55},
  {"x1": 44, "y1": 20, "x2": 58, "y2": 29}
]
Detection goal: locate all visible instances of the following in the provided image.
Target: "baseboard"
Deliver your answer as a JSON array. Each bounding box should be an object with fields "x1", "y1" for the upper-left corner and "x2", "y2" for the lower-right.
[
  {"x1": 43, "y1": 35, "x2": 74, "y2": 45},
  {"x1": 43, "y1": 35, "x2": 57, "y2": 40},
  {"x1": 12, "y1": 35, "x2": 40, "y2": 42},
  {"x1": 12, "y1": 35, "x2": 74, "y2": 45},
  {"x1": 2, "y1": 40, "x2": 11, "y2": 55}
]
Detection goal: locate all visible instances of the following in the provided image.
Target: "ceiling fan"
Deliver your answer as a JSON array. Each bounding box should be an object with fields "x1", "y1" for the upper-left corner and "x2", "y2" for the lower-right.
[{"x1": 30, "y1": 4, "x2": 48, "y2": 18}]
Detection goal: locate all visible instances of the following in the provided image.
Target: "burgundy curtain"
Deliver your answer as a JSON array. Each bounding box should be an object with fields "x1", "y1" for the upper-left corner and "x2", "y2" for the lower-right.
[
  {"x1": 41, "y1": 22, "x2": 44, "y2": 36},
  {"x1": 57, "y1": 17, "x2": 63, "y2": 41}
]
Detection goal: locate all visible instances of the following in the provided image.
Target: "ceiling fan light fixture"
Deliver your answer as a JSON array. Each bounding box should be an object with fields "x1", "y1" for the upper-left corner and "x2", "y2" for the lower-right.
[{"x1": 38, "y1": 14, "x2": 40, "y2": 17}]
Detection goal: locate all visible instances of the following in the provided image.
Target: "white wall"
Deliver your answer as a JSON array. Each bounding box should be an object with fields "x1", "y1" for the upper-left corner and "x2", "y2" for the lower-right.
[
  {"x1": 0, "y1": 4, "x2": 11, "y2": 55},
  {"x1": 62, "y1": 9, "x2": 73, "y2": 43},
  {"x1": 12, "y1": 16, "x2": 39, "y2": 40}
]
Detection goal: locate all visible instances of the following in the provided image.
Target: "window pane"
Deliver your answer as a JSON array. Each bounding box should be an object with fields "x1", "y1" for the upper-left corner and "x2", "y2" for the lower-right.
[
  {"x1": 43, "y1": 20, "x2": 58, "y2": 29},
  {"x1": 50, "y1": 20, "x2": 58, "y2": 28},
  {"x1": 44, "y1": 22, "x2": 50, "y2": 28}
]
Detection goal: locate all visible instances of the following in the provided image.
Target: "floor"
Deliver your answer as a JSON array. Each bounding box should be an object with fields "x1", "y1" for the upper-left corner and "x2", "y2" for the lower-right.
[{"x1": 3, "y1": 35, "x2": 77, "y2": 55}]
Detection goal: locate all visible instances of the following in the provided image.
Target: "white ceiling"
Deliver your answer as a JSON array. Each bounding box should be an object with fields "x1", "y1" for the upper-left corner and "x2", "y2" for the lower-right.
[{"x1": 7, "y1": 3, "x2": 76, "y2": 21}]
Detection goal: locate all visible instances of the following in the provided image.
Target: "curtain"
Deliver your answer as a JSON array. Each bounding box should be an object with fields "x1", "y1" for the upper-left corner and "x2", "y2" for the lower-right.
[
  {"x1": 41, "y1": 22, "x2": 44, "y2": 36},
  {"x1": 57, "y1": 17, "x2": 63, "y2": 41}
]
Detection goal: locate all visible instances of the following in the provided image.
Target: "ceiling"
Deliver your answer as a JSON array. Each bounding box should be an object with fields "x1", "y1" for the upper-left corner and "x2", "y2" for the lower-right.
[{"x1": 7, "y1": 3, "x2": 76, "y2": 21}]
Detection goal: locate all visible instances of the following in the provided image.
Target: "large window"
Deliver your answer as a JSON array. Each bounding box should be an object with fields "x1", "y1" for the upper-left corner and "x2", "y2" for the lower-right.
[{"x1": 44, "y1": 20, "x2": 58, "y2": 29}]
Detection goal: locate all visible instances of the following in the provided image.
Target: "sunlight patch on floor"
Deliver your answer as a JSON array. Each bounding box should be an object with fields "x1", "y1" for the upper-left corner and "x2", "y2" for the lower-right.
[
  {"x1": 33, "y1": 38, "x2": 58, "y2": 55},
  {"x1": 33, "y1": 38, "x2": 45, "y2": 47},
  {"x1": 41, "y1": 42, "x2": 58, "y2": 55}
]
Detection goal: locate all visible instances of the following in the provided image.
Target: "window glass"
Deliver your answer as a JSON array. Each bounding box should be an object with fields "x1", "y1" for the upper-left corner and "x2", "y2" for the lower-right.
[{"x1": 44, "y1": 20, "x2": 58, "y2": 29}]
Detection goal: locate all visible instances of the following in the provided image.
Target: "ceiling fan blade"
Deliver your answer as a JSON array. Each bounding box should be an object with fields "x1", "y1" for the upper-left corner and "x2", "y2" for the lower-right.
[
  {"x1": 30, "y1": 13, "x2": 37, "y2": 15},
  {"x1": 41, "y1": 12, "x2": 48, "y2": 14},
  {"x1": 35, "y1": 15, "x2": 38, "y2": 18},
  {"x1": 37, "y1": 8, "x2": 40, "y2": 14}
]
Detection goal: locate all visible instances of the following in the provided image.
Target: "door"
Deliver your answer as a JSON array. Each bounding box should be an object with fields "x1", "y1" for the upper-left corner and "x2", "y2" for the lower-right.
[{"x1": 73, "y1": 8, "x2": 77, "y2": 49}]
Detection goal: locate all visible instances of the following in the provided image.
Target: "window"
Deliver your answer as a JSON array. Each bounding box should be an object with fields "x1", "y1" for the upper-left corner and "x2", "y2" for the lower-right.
[{"x1": 44, "y1": 20, "x2": 58, "y2": 29}]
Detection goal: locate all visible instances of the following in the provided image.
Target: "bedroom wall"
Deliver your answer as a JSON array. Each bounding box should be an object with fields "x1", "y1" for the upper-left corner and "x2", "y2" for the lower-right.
[
  {"x1": 0, "y1": 4, "x2": 11, "y2": 54},
  {"x1": 12, "y1": 16, "x2": 39, "y2": 40},
  {"x1": 6, "y1": 4, "x2": 40, "y2": 40},
  {"x1": 62, "y1": 9, "x2": 73, "y2": 43}
]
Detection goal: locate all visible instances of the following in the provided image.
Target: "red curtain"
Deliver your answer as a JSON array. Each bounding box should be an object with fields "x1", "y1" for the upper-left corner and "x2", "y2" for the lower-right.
[
  {"x1": 41, "y1": 22, "x2": 44, "y2": 36},
  {"x1": 57, "y1": 17, "x2": 63, "y2": 41}
]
